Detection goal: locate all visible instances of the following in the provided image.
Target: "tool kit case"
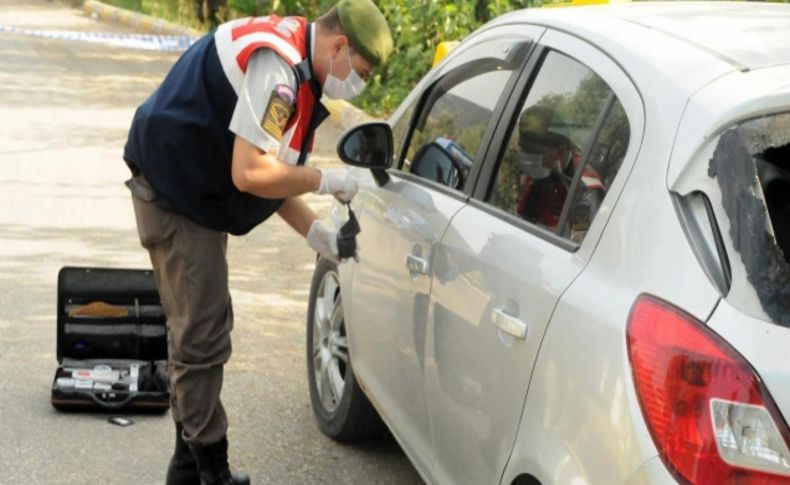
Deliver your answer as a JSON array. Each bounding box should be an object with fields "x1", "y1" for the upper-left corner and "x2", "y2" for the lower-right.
[{"x1": 51, "y1": 267, "x2": 170, "y2": 412}]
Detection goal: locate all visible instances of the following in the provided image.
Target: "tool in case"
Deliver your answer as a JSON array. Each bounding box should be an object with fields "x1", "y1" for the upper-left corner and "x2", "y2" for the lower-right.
[{"x1": 51, "y1": 267, "x2": 170, "y2": 412}]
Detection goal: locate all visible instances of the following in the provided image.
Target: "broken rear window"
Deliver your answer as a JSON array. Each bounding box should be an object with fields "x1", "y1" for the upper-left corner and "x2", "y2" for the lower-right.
[{"x1": 709, "y1": 113, "x2": 790, "y2": 327}]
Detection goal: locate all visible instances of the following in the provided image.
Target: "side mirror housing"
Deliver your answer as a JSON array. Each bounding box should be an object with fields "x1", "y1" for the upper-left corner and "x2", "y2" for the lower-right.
[
  {"x1": 336, "y1": 122, "x2": 393, "y2": 186},
  {"x1": 411, "y1": 141, "x2": 465, "y2": 190}
]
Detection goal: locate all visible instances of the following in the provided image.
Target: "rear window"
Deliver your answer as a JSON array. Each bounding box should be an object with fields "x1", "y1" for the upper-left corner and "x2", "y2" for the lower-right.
[{"x1": 708, "y1": 113, "x2": 790, "y2": 327}]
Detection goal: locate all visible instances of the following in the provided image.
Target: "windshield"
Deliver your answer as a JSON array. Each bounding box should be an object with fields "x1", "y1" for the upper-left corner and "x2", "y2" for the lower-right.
[{"x1": 709, "y1": 113, "x2": 790, "y2": 327}]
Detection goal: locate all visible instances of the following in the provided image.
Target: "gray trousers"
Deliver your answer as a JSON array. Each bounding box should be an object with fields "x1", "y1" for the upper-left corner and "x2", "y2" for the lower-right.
[{"x1": 129, "y1": 175, "x2": 232, "y2": 445}]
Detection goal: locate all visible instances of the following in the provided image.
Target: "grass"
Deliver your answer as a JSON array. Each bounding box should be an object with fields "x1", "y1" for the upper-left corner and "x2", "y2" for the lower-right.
[{"x1": 101, "y1": 0, "x2": 206, "y2": 31}]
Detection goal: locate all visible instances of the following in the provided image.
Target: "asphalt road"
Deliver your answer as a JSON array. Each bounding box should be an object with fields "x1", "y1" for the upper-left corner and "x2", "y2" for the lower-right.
[{"x1": 0, "y1": 1, "x2": 421, "y2": 483}]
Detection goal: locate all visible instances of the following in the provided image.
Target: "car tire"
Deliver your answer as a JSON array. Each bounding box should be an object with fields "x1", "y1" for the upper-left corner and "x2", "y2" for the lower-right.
[{"x1": 306, "y1": 257, "x2": 386, "y2": 441}]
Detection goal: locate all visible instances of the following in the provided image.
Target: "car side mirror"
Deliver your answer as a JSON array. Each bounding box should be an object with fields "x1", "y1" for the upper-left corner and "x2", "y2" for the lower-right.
[
  {"x1": 336, "y1": 122, "x2": 393, "y2": 186},
  {"x1": 411, "y1": 142, "x2": 464, "y2": 190}
]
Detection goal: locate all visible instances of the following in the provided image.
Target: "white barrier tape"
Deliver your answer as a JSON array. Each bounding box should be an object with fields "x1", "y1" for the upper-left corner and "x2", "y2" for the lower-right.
[{"x1": 0, "y1": 25, "x2": 198, "y2": 52}]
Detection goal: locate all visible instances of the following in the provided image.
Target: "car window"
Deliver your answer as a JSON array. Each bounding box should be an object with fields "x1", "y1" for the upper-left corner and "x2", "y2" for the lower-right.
[
  {"x1": 488, "y1": 49, "x2": 631, "y2": 244},
  {"x1": 391, "y1": 98, "x2": 417, "y2": 166},
  {"x1": 399, "y1": 38, "x2": 530, "y2": 192},
  {"x1": 706, "y1": 112, "x2": 790, "y2": 327}
]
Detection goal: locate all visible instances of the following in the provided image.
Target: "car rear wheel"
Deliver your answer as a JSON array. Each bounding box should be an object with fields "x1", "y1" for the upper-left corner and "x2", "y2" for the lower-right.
[{"x1": 306, "y1": 257, "x2": 385, "y2": 441}]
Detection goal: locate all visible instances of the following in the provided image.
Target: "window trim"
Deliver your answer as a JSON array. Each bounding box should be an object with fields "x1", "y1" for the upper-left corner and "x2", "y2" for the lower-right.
[
  {"x1": 394, "y1": 35, "x2": 538, "y2": 198},
  {"x1": 468, "y1": 197, "x2": 580, "y2": 252},
  {"x1": 388, "y1": 170, "x2": 470, "y2": 204}
]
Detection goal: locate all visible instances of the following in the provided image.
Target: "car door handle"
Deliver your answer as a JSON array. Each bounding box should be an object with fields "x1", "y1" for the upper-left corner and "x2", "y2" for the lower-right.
[
  {"x1": 405, "y1": 253, "x2": 430, "y2": 275},
  {"x1": 492, "y1": 309, "x2": 528, "y2": 339}
]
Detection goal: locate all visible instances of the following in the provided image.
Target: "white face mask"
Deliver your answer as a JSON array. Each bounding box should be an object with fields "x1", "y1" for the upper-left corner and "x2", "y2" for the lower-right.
[
  {"x1": 323, "y1": 46, "x2": 367, "y2": 100},
  {"x1": 517, "y1": 151, "x2": 551, "y2": 179}
]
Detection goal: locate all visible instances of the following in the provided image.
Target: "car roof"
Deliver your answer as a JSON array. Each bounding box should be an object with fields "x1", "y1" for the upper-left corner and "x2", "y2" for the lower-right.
[
  {"x1": 489, "y1": 2, "x2": 790, "y2": 93},
  {"x1": 605, "y1": 2, "x2": 790, "y2": 71}
]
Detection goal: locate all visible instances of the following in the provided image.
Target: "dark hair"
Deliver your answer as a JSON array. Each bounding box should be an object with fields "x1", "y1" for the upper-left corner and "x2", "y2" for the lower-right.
[{"x1": 316, "y1": 6, "x2": 344, "y2": 34}]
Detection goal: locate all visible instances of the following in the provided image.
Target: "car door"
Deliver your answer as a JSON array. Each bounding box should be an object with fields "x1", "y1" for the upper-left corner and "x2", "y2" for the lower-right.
[
  {"x1": 346, "y1": 28, "x2": 541, "y2": 476},
  {"x1": 423, "y1": 29, "x2": 642, "y2": 484}
]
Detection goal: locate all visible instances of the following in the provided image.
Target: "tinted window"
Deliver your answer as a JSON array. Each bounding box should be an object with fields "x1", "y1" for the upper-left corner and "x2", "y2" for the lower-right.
[
  {"x1": 400, "y1": 38, "x2": 530, "y2": 191},
  {"x1": 489, "y1": 50, "x2": 630, "y2": 243},
  {"x1": 391, "y1": 98, "x2": 417, "y2": 166}
]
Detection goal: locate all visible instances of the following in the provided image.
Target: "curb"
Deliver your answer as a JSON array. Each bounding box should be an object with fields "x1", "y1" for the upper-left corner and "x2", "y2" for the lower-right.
[
  {"x1": 83, "y1": 0, "x2": 202, "y2": 37},
  {"x1": 81, "y1": 0, "x2": 375, "y2": 128}
]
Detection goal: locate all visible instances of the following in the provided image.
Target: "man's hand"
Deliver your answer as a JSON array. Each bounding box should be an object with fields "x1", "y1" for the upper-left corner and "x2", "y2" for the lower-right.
[
  {"x1": 315, "y1": 169, "x2": 359, "y2": 202},
  {"x1": 307, "y1": 220, "x2": 340, "y2": 263}
]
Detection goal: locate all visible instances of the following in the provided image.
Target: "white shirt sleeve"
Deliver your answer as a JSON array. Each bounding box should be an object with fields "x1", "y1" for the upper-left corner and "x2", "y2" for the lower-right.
[{"x1": 228, "y1": 49, "x2": 298, "y2": 153}]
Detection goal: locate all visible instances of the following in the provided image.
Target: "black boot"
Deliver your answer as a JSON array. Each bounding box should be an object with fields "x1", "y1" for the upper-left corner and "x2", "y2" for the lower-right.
[
  {"x1": 166, "y1": 423, "x2": 200, "y2": 485},
  {"x1": 188, "y1": 437, "x2": 250, "y2": 485}
]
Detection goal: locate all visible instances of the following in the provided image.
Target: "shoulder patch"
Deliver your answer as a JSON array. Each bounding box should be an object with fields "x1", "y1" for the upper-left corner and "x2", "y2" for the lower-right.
[
  {"x1": 275, "y1": 83, "x2": 295, "y2": 104},
  {"x1": 261, "y1": 84, "x2": 295, "y2": 140}
]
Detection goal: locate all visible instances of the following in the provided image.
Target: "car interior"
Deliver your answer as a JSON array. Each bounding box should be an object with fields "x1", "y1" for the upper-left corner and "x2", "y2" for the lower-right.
[{"x1": 757, "y1": 143, "x2": 790, "y2": 263}]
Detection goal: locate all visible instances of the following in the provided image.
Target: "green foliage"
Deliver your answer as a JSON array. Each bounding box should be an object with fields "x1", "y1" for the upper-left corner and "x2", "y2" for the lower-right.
[
  {"x1": 106, "y1": 0, "x2": 790, "y2": 115},
  {"x1": 104, "y1": 0, "x2": 144, "y2": 11},
  {"x1": 227, "y1": 0, "x2": 336, "y2": 17},
  {"x1": 222, "y1": 0, "x2": 542, "y2": 115},
  {"x1": 102, "y1": 0, "x2": 200, "y2": 28},
  {"x1": 355, "y1": 0, "x2": 540, "y2": 116},
  {"x1": 227, "y1": 0, "x2": 257, "y2": 16},
  {"x1": 109, "y1": 0, "x2": 549, "y2": 114}
]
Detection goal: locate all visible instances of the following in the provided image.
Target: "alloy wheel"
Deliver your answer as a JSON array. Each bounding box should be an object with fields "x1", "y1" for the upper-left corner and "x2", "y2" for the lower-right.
[{"x1": 312, "y1": 270, "x2": 349, "y2": 413}]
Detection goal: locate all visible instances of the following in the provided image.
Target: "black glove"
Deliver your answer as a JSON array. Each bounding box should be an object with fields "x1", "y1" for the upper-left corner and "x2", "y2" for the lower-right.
[{"x1": 336, "y1": 205, "x2": 361, "y2": 261}]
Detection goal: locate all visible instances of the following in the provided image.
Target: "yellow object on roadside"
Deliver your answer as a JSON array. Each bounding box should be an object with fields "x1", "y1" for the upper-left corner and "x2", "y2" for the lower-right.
[
  {"x1": 433, "y1": 41, "x2": 460, "y2": 67},
  {"x1": 543, "y1": 0, "x2": 630, "y2": 8}
]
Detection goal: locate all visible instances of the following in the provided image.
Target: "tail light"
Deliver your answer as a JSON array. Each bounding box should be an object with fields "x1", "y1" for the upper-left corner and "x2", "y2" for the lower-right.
[{"x1": 627, "y1": 295, "x2": 790, "y2": 484}]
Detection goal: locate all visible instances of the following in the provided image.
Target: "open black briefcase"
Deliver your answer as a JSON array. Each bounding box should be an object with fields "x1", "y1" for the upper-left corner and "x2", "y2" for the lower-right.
[{"x1": 51, "y1": 267, "x2": 170, "y2": 412}]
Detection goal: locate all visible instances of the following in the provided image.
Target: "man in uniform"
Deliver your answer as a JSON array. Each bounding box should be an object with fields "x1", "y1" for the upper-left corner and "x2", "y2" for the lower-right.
[{"x1": 122, "y1": 1, "x2": 393, "y2": 484}]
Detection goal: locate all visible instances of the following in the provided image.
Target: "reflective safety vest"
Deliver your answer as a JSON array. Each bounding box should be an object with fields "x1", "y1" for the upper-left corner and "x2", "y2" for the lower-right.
[
  {"x1": 216, "y1": 15, "x2": 320, "y2": 165},
  {"x1": 124, "y1": 16, "x2": 326, "y2": 235}
]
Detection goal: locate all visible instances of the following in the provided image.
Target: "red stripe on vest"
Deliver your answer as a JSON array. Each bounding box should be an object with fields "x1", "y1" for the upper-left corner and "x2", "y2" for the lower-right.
[
  {"x1": 235, "y1": 42, "x2": 273, "y2": 72},
  {"x1": 233, "y1": 16, "x2": 304, "y2": 71},
  {"x1": 227, "y1": 16, "x2": 317, "y2": 159},
  {"x1": 286, "y1": 86, "x2": 316, "y2": 153}
]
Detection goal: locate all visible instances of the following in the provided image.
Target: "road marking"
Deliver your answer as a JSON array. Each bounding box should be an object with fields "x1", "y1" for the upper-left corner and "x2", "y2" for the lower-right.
[{"x1": 0, "y1": 25, "x2": 197, "y2": 51}]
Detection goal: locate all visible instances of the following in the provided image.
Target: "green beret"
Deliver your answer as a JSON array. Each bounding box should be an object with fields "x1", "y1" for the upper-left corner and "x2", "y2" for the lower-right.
[{"x1": 337, "y1": 0, "x2": 394, "y2": 66}]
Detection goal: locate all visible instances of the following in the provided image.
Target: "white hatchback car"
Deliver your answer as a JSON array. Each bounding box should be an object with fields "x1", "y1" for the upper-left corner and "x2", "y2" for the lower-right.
[{"x1": 305, "y1": 3, "x2": 790, "y2": 484}]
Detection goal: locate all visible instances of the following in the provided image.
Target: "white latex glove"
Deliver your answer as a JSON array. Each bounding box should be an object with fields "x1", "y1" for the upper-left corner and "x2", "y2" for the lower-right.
[
  {"x1": 307, "y1": 220, "x2": 339, "y2": 263},
  {"x1": 315, "y1": 168, "x2": 359, "y2": 202}
]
